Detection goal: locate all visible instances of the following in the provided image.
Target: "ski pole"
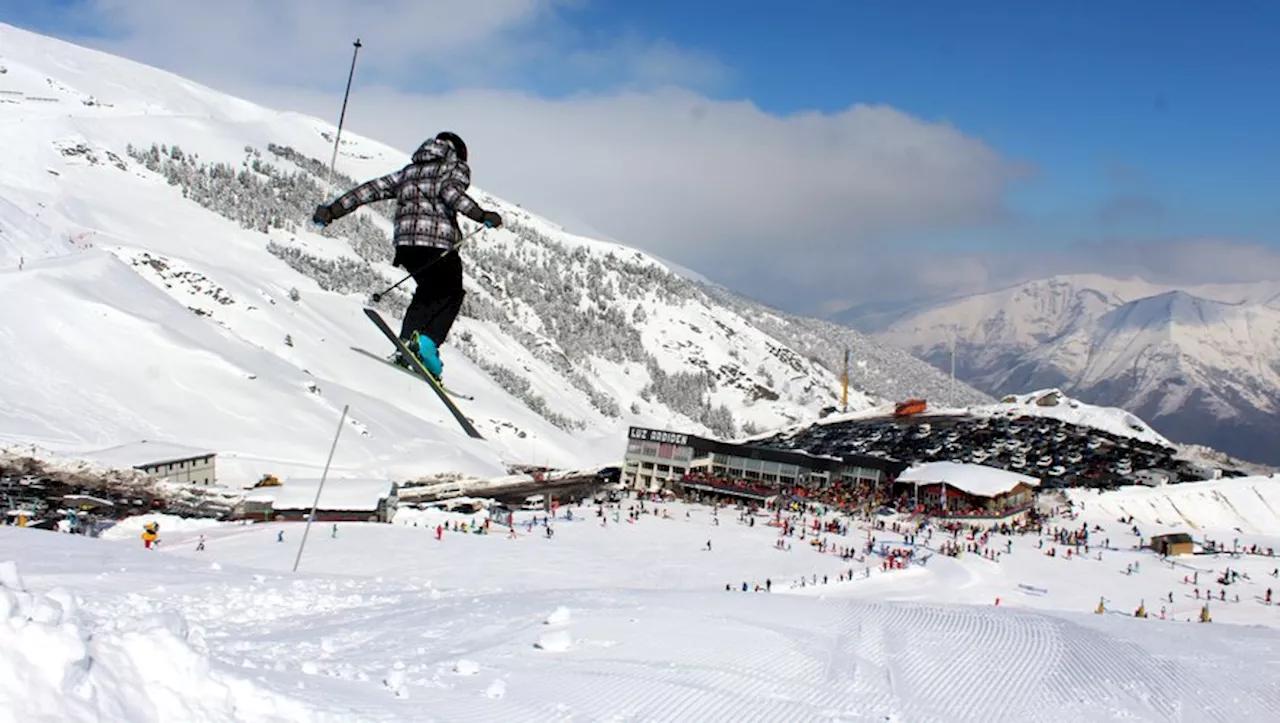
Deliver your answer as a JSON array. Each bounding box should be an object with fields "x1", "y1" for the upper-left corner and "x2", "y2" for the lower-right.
[{"x1": 370, "y1": 225, "x2": 486, "y2": 303}]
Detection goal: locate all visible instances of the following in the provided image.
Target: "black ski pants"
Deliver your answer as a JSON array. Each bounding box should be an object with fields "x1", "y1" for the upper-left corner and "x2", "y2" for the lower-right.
[{"x1": 393, "y1": 245, "x2": 464, "y2": 346}]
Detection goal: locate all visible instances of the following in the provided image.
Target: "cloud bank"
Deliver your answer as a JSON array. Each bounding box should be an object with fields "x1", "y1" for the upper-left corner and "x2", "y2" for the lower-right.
[{"x1": 32, "y1": 0, "x2": 1275, "y2": 315}]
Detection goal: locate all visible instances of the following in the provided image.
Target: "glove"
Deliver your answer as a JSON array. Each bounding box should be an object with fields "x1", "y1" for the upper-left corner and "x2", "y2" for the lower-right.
[
  {"x1": 480, "y1": 210, "x2": 503, "y2": 229},
  {"x1": 312, "y1": 204, "x2": 334, "y2": 228}
]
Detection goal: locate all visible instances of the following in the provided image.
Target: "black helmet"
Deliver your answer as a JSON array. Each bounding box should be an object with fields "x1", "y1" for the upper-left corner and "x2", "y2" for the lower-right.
[{"x1": 435, "y1": 131, "x2": 467, "y2": 162}]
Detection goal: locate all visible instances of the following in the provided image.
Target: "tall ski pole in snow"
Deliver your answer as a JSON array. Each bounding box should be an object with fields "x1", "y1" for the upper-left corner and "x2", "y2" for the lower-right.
[
  {"x1": 293, "y1": 404, "x2": 349, "y2": 573},
  {"x1": 326, "y1": 39, "x2": 363, "y2": 190}
]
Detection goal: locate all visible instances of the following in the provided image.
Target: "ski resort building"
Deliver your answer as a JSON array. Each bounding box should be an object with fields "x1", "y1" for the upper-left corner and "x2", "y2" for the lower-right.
[
  {"x1": 895, "y1": 462, "x2": 1040, "y2": 526},
  {"x1": 81, "y1": 440, "x2": 217, "y2": 485},
  {"x1": 1150, "y1": 532, "x2": 1195, "y2": 556},
  {"x1": 236, "y1": 478, "x2": 400, "y2": 523},
  {"x1": 622, "y1": 426, "x2": 901, "y2": 500}
]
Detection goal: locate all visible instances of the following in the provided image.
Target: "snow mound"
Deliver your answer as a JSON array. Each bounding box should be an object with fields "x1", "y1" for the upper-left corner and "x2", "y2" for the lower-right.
[
  {"x1": 453, "y1": 659, "x2": 480, "y2": 676},
  {"x1": 976, "y1": 388, "x2": 1173, "y2": 446},
  {"x1": 543, "y1": 605, "x2": 571, "y2": 626},
  {"x1": 99, "y1": 513, "x2": 227, "y2": 541},
  {"x1": 534, "y1": 629, "x2": 572, "y2": 652},
  {"x1": 0, "y1": 560, "x2": 312, "y2": 722}
]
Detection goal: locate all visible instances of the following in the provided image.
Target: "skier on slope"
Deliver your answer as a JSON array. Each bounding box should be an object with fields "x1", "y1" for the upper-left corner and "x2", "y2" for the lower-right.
[{"x1": 311, "y1": 131, "x2": 503, "y2": 380}]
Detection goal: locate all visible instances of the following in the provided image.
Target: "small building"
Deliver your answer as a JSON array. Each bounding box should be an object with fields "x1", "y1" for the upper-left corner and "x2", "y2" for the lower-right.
[
  {"x1": 895, "y1": 461, "x2": 1040, "y2": 526},
  {"x1": 1150, "y1": 532, "x2": 1195, "y2": 557},
  {"x1": 82, "y1": 440, "x2": 217, "y2": 485},
  {"x1": 231, "y1": 497, "x2": 274, "y2": 522},
  {"x1": 238, "y1": 478, "x2": 399, "y2": 522}
]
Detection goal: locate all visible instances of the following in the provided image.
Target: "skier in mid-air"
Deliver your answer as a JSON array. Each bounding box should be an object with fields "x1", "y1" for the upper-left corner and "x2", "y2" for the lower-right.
[{"x1": 312, "y1": 131, "x2": 503, "y2": 380}]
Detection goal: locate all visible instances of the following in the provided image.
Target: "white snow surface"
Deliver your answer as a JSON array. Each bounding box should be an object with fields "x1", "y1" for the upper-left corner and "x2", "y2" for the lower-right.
[
  {"x1": 246, "y1": 478, "x2": 396, "y2": 512},
  {"x1": 5, "y1": 482, "x2": 1280, "y2": 721},
  {"x1": 1067, "y1": 476, "x2": 1280, "y2": 536},
  {"x1": 897, "y1": 461, "x2": 1040, "y2": 497},
  {"x1": 970, "y1": 388, "x2": 1173, "y2": 446},
  {"x1": 98, "y1": 512, "x2": 226, "y2": 541}
]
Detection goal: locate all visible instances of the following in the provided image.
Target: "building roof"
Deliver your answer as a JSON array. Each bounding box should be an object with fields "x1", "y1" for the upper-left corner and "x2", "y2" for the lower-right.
[
  {"x1": 81, "y1": 440, "x2": 215, "y2": 469},
  {"x1": 896, "y1": 461, "x2": 1040, "y2": 498},
  {"x1": 1152, "y1": 532, "x2": 1194, "y2": 543},
  {"x1": 247, "y1": 478, "x2": 397, "y2": 512}
]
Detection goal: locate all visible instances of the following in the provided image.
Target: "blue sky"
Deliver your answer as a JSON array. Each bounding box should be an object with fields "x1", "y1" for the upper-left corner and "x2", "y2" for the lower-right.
[
  {"x1": 555, "y1": 0, "x2": 1280, "y2": 249},
  {"x1": 3, "y1": 0, "x2": 1278, "y2": 308}
]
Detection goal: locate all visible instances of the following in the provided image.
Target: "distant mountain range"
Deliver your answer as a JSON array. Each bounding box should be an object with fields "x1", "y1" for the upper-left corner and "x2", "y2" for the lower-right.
[{"x1": 836, "y1": 274, "x2": 1280, "y2": 465}]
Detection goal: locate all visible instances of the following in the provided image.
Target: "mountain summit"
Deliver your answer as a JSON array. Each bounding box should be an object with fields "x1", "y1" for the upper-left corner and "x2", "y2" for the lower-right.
[{"x1": 839, "y1": 274, "x2": 1280, "y2": 464}]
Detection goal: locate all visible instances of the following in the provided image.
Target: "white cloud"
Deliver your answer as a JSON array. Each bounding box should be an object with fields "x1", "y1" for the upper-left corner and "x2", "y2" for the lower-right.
[
  {"x1": 256, "y1": 83, "x2": 1020, "y2": 271},
  {"x1": 807, "y1": 237, "x2": 1280, "y2": 317},
  {"x1": 48, "y1": 0, "x2": 1029, "y2": 311}
]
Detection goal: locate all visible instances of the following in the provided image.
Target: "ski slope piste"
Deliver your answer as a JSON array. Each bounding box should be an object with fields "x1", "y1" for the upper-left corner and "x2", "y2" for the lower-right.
[{"x1": 6, "y1": 474, "x2": 1280, "y2": 722}]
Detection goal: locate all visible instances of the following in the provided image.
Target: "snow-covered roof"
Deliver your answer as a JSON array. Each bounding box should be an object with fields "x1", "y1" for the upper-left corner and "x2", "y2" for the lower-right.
[
  {"x1": 247, "y1": 478, "x2": 397, "y2": 512},
  {"x1": 80, "y1": 440, "x2": 215, "y2": 469},
  {"x1": 896, "y1": 462, "x2": 1040, "y2": 498}
]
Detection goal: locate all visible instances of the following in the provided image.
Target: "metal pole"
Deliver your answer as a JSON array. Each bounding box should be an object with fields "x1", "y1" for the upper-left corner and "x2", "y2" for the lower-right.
[
  {"x1": 327, "y1": 39, "x2": 363, "y2": 189},
  {"x1": 292, "y1": 404, "x2": 350, "y2": 573}
]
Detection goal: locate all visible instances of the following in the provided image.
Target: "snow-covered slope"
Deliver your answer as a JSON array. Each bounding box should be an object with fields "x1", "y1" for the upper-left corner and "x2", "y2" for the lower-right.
[
  {"x1": 697, "y1": 281, "x2": 993, "y2": 409},
  {"x1": 8, "y1": 487, "x2": 1280, "y2": 721},
  {"x1": 1067, "y1": 475, "x2": 1280, "y2": 535},
  {"x1": 838, "y1": 274, "x2": 1280, "y2": 465},
  {"x1": 0, "y1": 24, "x2": 973, "y2": 482},
  {"x1": 980, "y1": 388, "x2": 1172, "y2": 446}
]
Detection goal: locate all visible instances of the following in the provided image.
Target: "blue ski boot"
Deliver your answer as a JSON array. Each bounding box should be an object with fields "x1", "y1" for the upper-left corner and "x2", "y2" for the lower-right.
[{"x1": 410, "y1": 332, "x2": 444, "y2": 381}]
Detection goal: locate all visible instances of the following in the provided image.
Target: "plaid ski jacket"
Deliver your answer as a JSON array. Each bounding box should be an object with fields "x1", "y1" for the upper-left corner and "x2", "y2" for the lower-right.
[{"x1": 327, "y1": 138, "x2": 484, "y2": 249}]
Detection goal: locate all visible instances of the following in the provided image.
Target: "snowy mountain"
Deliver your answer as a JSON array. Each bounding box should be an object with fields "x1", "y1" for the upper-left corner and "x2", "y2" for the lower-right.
[
  {"x1": 838, "y1": 274, "x2": 1280, "y2": 465},
  {"x1": 695, "y1": 282, "x2": 993, "y2": 412},
  {"x1": 0, "y1": 24, "x2": 979, "y2": 483}
]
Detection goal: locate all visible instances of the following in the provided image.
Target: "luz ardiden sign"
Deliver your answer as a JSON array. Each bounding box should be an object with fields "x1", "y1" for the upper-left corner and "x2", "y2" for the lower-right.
[{"x1": 627, "y1": 427, "x2": 690, "y2": 446}]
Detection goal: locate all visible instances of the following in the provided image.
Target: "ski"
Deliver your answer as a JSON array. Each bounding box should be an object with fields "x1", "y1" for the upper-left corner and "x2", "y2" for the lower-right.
[
  {"x1": 349, "y1": 347, "x2": 475, "y2": 400},
  {"x1": 361, "y1": 308, "x2": 484, "y2": 439}
]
